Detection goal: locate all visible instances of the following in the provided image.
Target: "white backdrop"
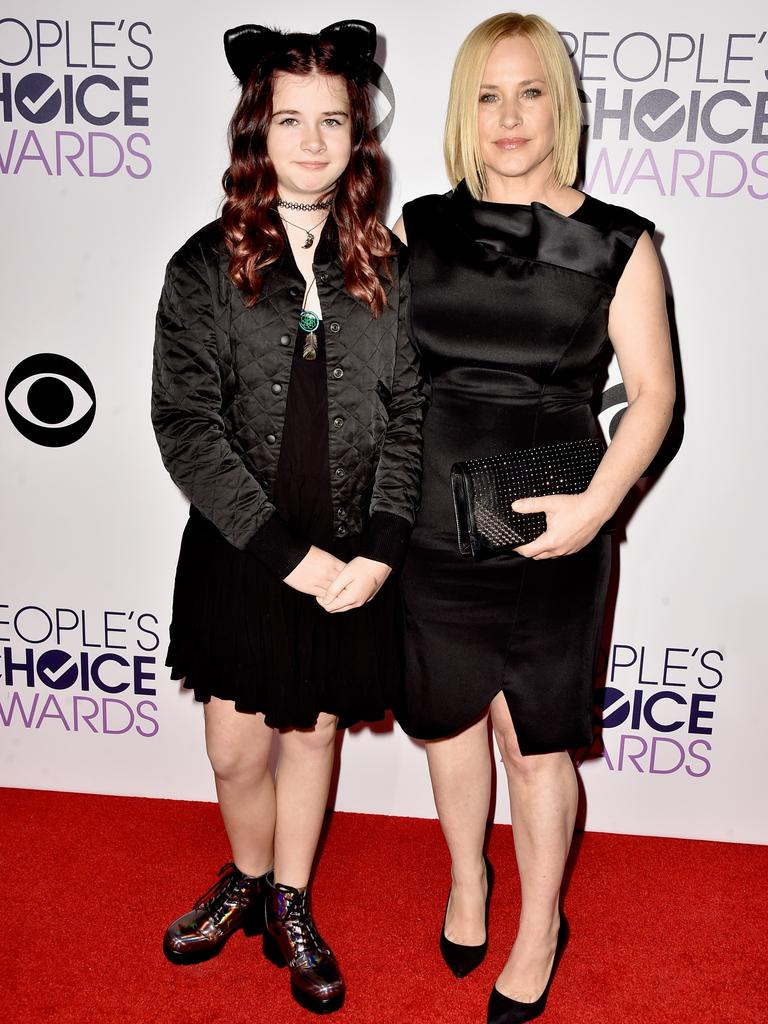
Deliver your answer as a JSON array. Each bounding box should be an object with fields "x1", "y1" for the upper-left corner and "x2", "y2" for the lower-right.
[{"x1": 2, "y1": 1, "x2": 766, "y2": 844}]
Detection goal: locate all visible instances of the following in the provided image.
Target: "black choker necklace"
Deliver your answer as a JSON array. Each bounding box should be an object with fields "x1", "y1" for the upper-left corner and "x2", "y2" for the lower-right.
[{"x1": 277, "y1": 197, "x2": 333, "y2": 212}]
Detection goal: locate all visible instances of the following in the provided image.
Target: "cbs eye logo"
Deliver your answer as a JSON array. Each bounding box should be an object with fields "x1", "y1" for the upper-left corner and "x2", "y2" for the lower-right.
[
  {"x1": 598, "y1": 383, "x2": 628, "y2": 440},
  {"x1": 5, "y1": 354, "x2": 96, "y2": 447},
  {"x1": 369, "y1": 63, "x2": 394, "y2": 142}
]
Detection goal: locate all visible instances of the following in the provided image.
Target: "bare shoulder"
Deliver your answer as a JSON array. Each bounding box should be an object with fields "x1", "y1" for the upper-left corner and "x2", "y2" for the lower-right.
[
  {"x1": 391, "y1": 214, "x2": 407, "y2": 245},
  {"x1": 617, "y1": 229, "x2": 663, "y2": 293}
]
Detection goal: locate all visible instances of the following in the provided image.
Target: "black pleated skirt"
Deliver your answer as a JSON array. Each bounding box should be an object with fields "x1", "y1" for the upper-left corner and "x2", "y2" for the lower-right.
[{"x1": 165, "y1": 323, "x2": 399, "y2": 729}]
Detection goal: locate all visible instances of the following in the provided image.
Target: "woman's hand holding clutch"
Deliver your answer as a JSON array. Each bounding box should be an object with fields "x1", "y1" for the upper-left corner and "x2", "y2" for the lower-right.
[{"x1": 511, "y1": 493, "x2": 607, "y2": 559}]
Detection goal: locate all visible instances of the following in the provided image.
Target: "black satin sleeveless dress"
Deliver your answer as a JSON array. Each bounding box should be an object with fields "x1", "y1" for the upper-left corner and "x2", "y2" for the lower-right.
[{"x1": 397, "y1": 181, "x2": 654, "y2": 754}]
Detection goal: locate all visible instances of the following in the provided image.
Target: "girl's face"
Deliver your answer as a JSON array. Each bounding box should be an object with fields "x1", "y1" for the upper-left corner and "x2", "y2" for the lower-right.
[
  {"x1": 476, "y1": 35, "x2": 555, "y2": 194},
  {"x1": 266, "y1": 72, "x2": 353, "y2": 202}
]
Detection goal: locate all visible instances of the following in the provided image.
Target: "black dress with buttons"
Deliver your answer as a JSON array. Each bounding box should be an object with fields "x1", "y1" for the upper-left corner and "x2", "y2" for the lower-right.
[{"x1": 167, "y1": 320, "x2": 400, "y2": 729}]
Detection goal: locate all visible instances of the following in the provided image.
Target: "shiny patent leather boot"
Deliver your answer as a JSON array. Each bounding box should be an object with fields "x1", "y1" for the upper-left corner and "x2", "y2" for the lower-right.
[
  {"x1": 440, "y1": 857, "x2": 494, "y2": 978},
  {"x1": 163, "y1": 862, "x2": 268, "y2": 964},
  {"x1": 487, "y1": 914, "x2": 570, "y2": 1024},
  {"x1": 263, "y1": 874, "x2": 345, "y2": 1014}
]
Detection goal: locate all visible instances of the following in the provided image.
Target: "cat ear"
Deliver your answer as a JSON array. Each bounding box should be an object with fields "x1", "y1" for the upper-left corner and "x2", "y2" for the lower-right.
[
  {"x1": 224, "y1": 24, "x2": 284, "y2": 87},
  {"x1": 319, "y1": 20, "x2": 377, "y2": 82},
  {"x1": 224, "y1": 20, "x2": 378, "y2": 88}
]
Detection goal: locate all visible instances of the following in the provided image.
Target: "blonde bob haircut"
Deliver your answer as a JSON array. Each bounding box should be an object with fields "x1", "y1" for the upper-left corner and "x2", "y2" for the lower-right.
[{"x1": 444, "y1": 13, "x2": 582, "y2": 197}]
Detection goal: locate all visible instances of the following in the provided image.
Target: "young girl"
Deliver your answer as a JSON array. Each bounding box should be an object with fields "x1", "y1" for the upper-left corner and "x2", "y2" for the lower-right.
[{"x1": 152, "y1": 20, "x2": 423, "y2": 1014}]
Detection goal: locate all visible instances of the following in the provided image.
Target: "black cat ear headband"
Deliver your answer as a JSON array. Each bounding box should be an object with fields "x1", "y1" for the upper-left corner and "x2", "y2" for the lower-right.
[{"x1": 223, "y1": 20, "x2": 377, "y2": 88}]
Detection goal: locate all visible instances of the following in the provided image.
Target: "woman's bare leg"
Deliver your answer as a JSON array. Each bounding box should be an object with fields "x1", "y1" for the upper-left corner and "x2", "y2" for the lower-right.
[
  {"x1": 425, "y1": 715, "x2": 493, "y2": 943},
  {"x1": 490, "y1": 692, "x2": 576, "y2": 1001}
]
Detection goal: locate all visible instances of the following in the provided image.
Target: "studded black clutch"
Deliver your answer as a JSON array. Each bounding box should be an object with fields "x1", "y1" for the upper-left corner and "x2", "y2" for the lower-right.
[{"x1": 451, "y1": 438, "x2": 604, "y2": 558}]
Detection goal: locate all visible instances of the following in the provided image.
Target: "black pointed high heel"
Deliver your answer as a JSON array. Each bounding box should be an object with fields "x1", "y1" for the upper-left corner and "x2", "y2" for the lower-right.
[
  {"x1": 440, "y1": 857, "x2": 494, "y2": 978},
  {"x1": 487, "y1": 913, "x2": 569, "y2": 1024}
]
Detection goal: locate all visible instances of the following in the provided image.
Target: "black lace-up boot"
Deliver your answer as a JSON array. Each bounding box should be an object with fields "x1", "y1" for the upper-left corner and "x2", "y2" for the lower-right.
[
  {"x1": 163, "y1": 862, "x2": 268, "y2": 964},
  {"x1": 263, "y1": 874, "x2": 345, "y2": 1014}
]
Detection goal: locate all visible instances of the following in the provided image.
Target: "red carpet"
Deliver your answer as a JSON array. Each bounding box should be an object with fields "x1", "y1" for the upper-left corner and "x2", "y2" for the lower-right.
[{"x1": 1, "y1": 788, "x2": 766, "y2": 1024}]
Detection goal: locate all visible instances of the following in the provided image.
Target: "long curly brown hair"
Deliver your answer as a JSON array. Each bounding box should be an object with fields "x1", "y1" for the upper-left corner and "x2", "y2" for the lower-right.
[{"x1": 222, "y1": 36, "x2": 393, "y2": 315}]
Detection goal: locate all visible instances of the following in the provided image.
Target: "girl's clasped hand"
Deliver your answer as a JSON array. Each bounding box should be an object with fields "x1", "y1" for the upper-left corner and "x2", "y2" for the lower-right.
[
  {"x1": 282, "y1": 548, "x2": 391, "y2": 611},
  {"x1": 316, "y1": 556, "x2": 392, "y2": 612}
]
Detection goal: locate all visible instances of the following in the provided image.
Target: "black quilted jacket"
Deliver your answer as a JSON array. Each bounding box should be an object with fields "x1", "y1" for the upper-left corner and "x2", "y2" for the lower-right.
[{"x1": 152, "y1": 220, "x2": 425, "y2": 574}]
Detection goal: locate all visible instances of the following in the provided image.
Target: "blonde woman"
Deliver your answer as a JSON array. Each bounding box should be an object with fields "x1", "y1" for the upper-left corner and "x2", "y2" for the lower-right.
[{"x1": 393, "y1": 13, "x2": 674, "y2": 1023}]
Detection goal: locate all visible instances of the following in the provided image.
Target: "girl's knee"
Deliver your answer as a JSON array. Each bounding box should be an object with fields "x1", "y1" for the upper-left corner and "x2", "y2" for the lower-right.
[{"x1": 206, "y1": 739, "x2": 268, "y2": 782}]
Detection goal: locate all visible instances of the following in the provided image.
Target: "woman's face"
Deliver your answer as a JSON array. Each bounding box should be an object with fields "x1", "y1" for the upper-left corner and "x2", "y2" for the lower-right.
[
  {"x1": 266, "y1": 72, "x2": 353, "y2": 202},
  {"x1": 476, "y1": 35, "x2": 555, "y2": 193}
]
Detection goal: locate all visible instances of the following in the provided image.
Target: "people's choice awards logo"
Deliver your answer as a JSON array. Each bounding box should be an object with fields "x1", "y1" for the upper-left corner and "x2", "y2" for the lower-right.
[
  {"x1": 595, "y1": 642, "x2": 724, "y2": 778},
  {"x1": 0, "y1": 16, "x2": 153, "y2": 178},
  {"x1": 0, "y1": 601, "x2": 161, "y2": 738},
  {"x1": 5, "y1": 353, "x2": 96, "y2": 446},
  {"x1": 561, "y1": 28, "x2": 768, "y2": 199}
]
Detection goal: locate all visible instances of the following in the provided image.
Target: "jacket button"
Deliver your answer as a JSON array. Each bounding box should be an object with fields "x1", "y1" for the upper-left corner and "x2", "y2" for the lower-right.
[
  {"x1": 332, "y1": 367, "x2": 344, "y2": 379},
  {"x1": 333, "y1": 416, "x2": 344, "y2": 428},
  {"x1": 334, "y1": 467, "x2": 345, "y2": 478},
  {"x1": 337, "y1": 507, "x2": 347, "y2": 520},
  {"x1": 329, "y1": 321, "x2": 341, "y2": 334},
  {"x1": 335, "y1": 523, "x2": 348, "y2": 538},
  {"x1": 271, "y1": 383, "x2": 282, "y2": 394},
  {"x1": 266, "y1": 433, "x2": 277, "y2": 444},
  {"x1": 279, "y1": 334, "x2": 291, "y2": 346},
  {"x1": 289, "y1": 286, "x2": 302, "y2": 300},
  {"x1": 318, "y1": 272, "x2": 328, "y2": 284}
]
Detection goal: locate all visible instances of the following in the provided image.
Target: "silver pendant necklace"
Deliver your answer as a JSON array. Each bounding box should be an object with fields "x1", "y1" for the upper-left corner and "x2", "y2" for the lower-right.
[
  {"x1": 279, "y1": 212, "x2": 328, "y2": 250},
  {"x1": 280, "y1": 213, "x2": 324, "y2": 357}
]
